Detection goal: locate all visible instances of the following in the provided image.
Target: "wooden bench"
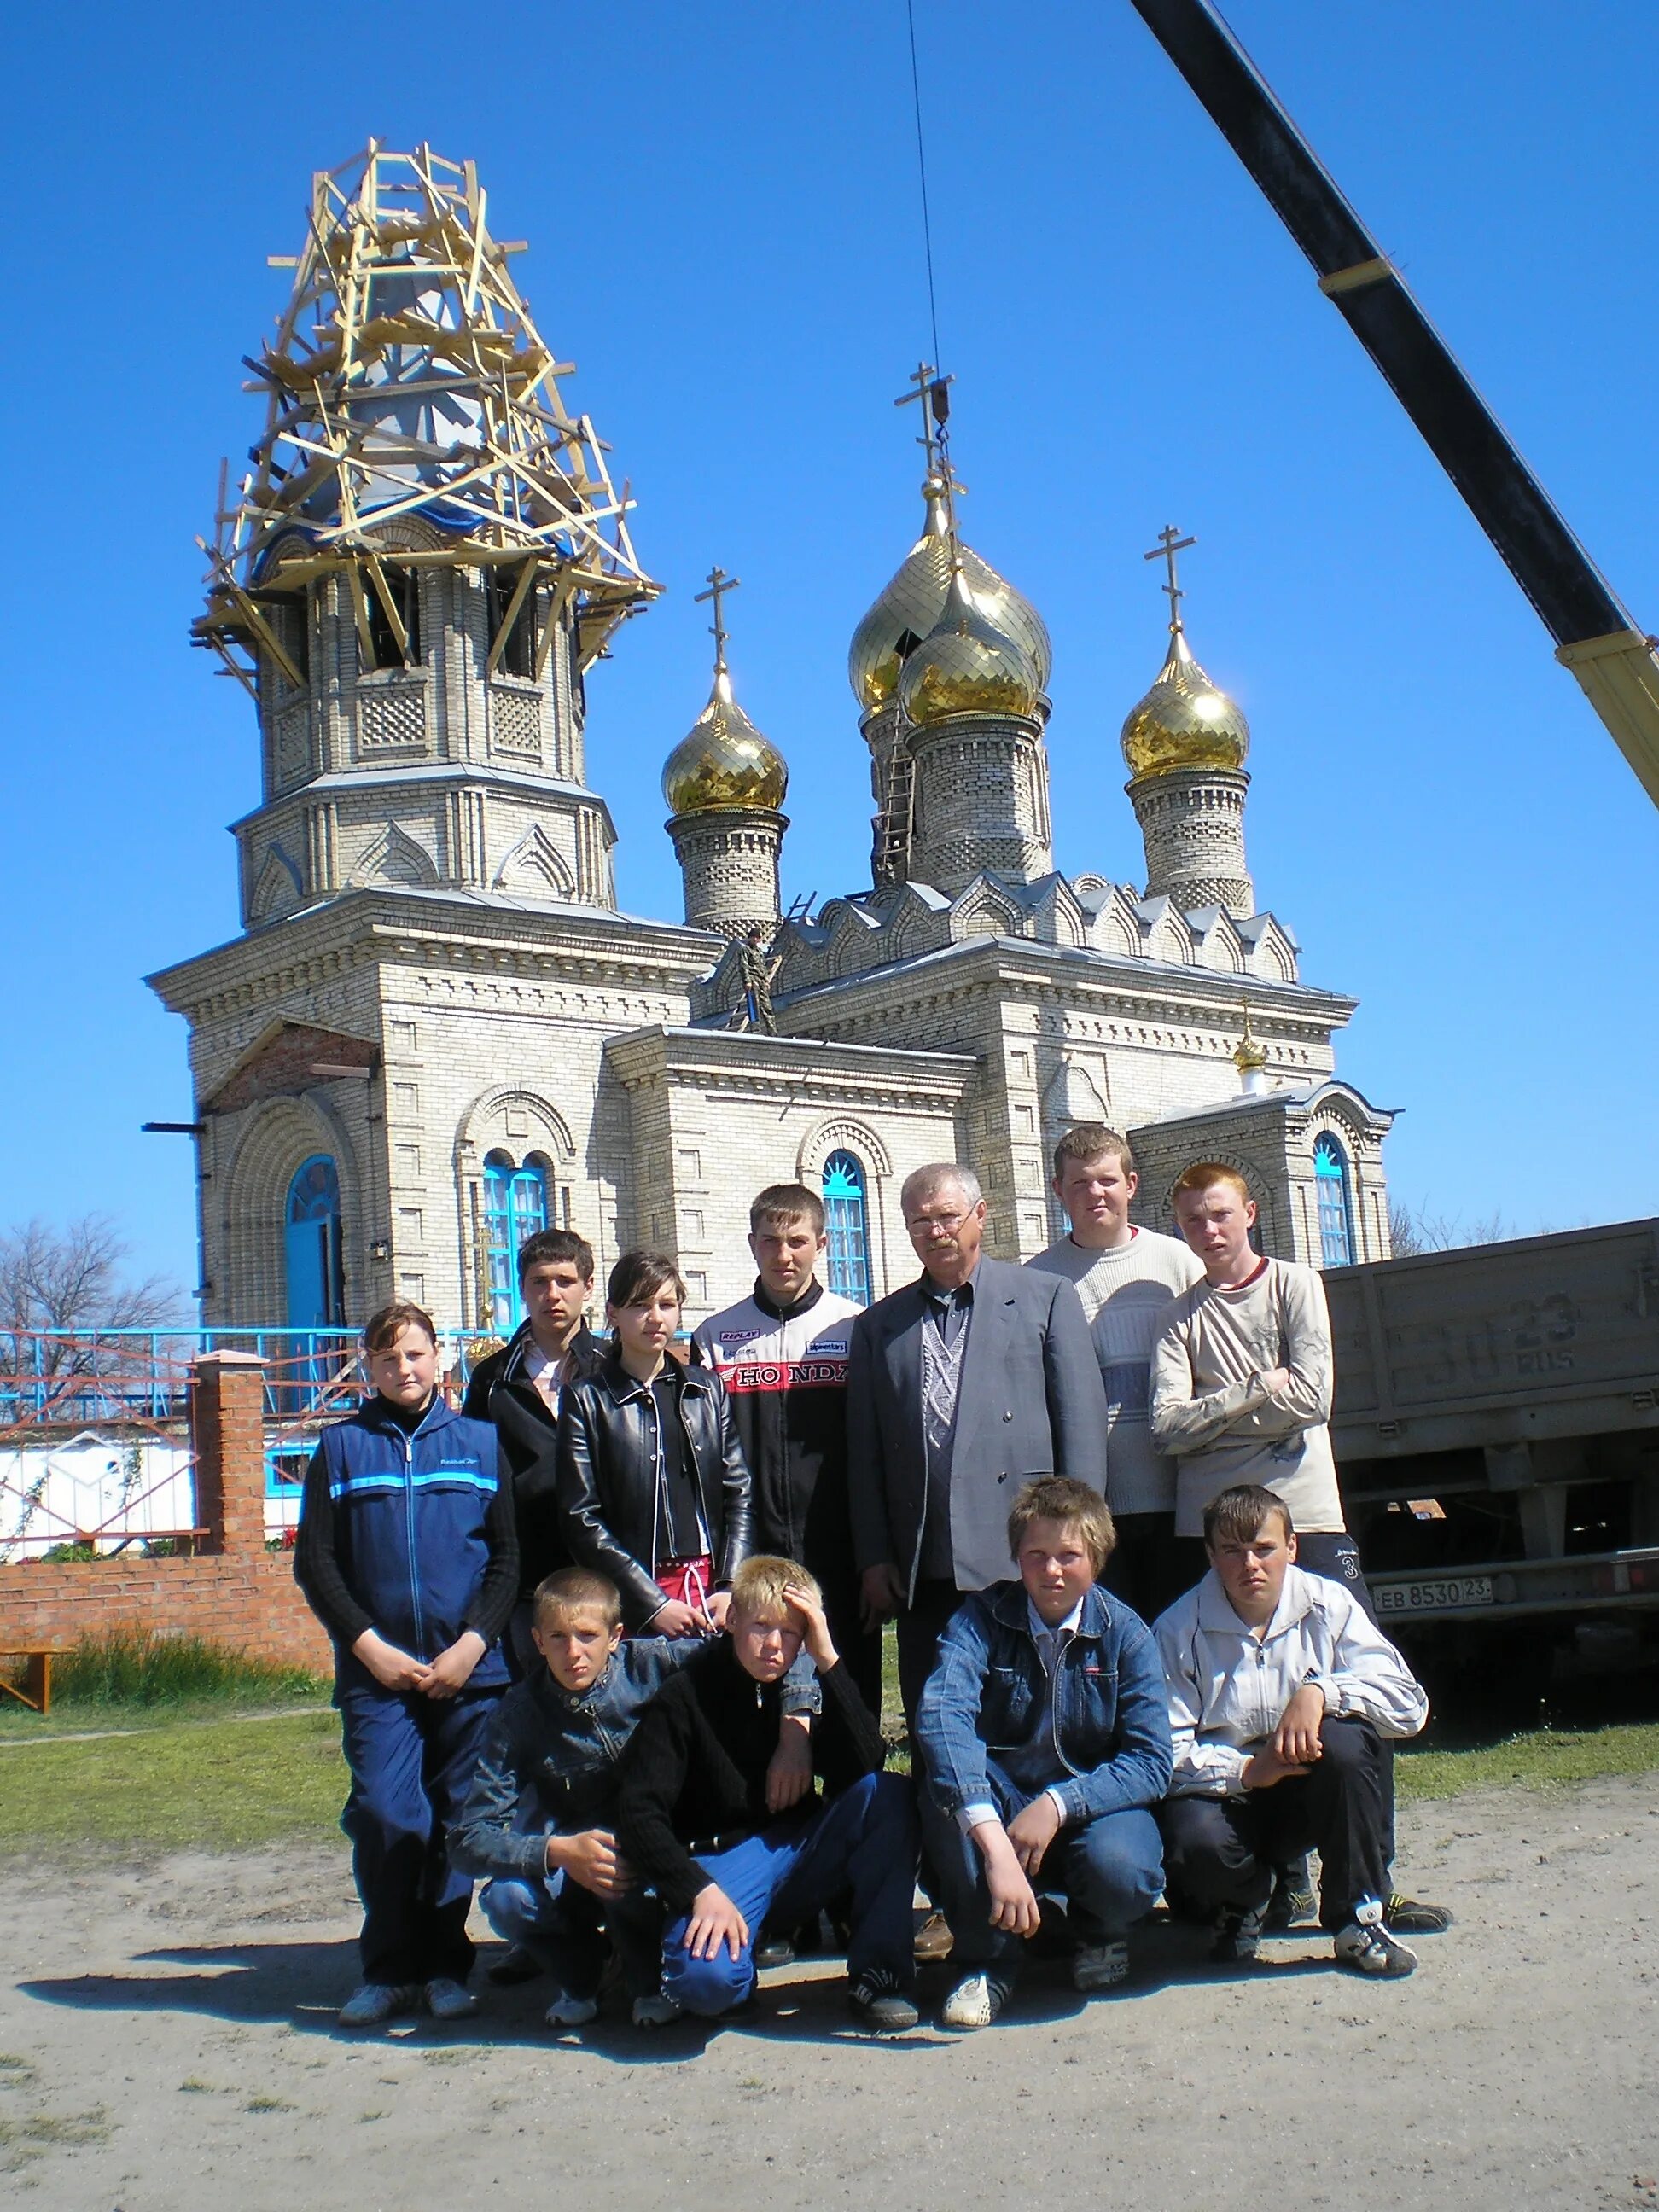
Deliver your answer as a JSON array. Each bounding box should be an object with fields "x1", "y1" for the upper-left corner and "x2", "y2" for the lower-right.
[{"x1": 0, "y1": 1651, "x2": 55, "y2": 1716}]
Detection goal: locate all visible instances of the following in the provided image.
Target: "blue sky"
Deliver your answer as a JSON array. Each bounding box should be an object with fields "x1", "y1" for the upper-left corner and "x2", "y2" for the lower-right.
[{"x1": 3, "y1": 1, "x2": 1656, "y2": 1297}]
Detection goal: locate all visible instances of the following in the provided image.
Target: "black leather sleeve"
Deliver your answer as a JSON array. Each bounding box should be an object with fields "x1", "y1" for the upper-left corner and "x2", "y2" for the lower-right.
[{"x1": 709, "y1": 1371, "x2": 752, "y2": 1584}]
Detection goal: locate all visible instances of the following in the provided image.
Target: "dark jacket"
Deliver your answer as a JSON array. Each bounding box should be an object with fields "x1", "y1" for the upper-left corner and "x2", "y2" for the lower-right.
[
  {"x1": 846, "y1": 1255, "x2": 1111, "y2": 1596},
  {"x1": 555, "y1": 1353, "x2": 753, "y2": 1630},
  {"x1": 293, "y1": 1394, "x2": 517, "y2": 1695},
  {"x1": 691, "y1": 1280, "x2": 861, "y2": 1581},
  {"x1": 463, "y1": 1322, "x2": 603, "y2": 1598},
  {"x1": 916, "y1": 1579, "x2": 1173, "y2": 1825},
  {"x1": 447, "y1": 1634, "x2": 823, "y2": 1883},
  {"x1": 614, "y1": 1639, "x2": 885, "y2": 1916}
]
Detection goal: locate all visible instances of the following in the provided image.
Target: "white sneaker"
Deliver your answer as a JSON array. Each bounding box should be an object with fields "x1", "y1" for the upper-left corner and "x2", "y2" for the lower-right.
[
  {"x1": 632, "y1": 1991, "x2": 684, "y2": 2029},
  {"x1": 544, "y1": 1992, "x2": 599, "y2": 2029},
  {"x1": 423, "y1": 1976, "x2": 479, "y2": 2020},
  {"x1": 940, "y1": 1970, "x2": 1013, "y2": 2031},
  {"x1": 338, "y1": 1982, "x2": 418, "y2": 2029},
  {"x1": 1333, "y1": 1898, "x2": 1418, "y2": 1979},
  {"x1": 1072, "y1": 1939, "x2": 1129, "y2": 1993}
]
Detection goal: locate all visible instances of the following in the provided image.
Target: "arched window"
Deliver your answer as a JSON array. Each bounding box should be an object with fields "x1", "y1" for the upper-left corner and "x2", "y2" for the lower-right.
[
  {"x1": 821, "y1": 1150, "x2": 873, "y2": 1307},
  {"x1": 1314, "y1": 1132, "x2": 1355, "y2": 1267},
  {"x1": 483, "y1": 1150, "x2": 550, "y2": 1331},
  {"x1": 285, "y1": 1155, "x2": 344, "y2": 1327}
]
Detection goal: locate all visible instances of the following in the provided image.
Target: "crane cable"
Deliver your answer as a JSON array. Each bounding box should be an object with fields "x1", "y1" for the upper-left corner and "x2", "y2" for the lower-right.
[{"x1": 905, "y1": 0, "x2": 943, "y2": 375}]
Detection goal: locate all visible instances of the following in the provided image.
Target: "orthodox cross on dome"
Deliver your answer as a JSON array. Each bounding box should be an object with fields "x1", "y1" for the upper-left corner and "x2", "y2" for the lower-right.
[
  {"x1": 895, "y1": 360, "x2": 965, "y2": 524},
  {"x1": 1144, "y1": 524, "x2": 1197, "y2": 633},
  {"x1": 694, "y1": 564, "x2": 740, "y2": 678}
]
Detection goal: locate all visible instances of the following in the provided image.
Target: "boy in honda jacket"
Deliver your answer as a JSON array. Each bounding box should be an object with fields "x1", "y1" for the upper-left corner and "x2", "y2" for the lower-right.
[{"x1": 294, "y1": 1301, "x2": 516, "y2": 2029}]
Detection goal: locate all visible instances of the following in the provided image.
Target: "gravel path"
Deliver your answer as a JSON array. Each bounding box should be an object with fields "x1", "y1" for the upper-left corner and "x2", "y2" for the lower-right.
[{"x1": 3, "y1": 1775, "x2": 1656, "y2": 2210}]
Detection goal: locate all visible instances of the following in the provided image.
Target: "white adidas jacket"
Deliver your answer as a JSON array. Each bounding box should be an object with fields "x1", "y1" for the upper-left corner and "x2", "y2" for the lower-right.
[{"x1": 1153, "y1": 1563, "x2": 1429, "y2": 1799}]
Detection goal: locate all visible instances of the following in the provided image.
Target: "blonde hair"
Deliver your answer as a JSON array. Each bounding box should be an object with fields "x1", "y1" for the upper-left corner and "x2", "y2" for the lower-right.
[
  {"x1": 533, "y1": 1568, "x2": 623, "y2": 1633},
  {"x1": 730, "y1": 1554, "x2": 821, "y2": 1620}
]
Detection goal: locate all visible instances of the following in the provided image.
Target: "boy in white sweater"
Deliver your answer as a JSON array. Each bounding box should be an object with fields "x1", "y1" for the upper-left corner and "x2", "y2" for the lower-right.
[
  {"x1": 1153, "y1": 1485, "x2": 1430, "y2": 1977},
  {"x1": 1028, "y1": 1126, "x2": 1202, "y2": 1623}
]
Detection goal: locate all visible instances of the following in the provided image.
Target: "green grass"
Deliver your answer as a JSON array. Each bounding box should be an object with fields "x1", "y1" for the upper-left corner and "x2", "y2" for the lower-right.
[
  {"x1": 0, "y1": 1710, "x2": 346, "y2": 1856},
  {"x1": 1397, "y1": 1722, "x2": 1659, "y2": 1801},
  {"x1": 28, "y1": 1630, "x2": 325, "y2": 1708}
]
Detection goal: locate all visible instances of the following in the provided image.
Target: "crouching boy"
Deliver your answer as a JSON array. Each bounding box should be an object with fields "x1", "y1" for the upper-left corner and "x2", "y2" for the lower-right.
[
  {"x1": 916, "y1": 1476, "x2": 1172, "y2": 2031},
  {"x1": 449, "y1": 1568, "x2": 818, "y2": 2029},
  {"x1": 614, "y1": 1556, "x2": 921, "y2": 2032},
  {"x1": 1153, "y1": 1483, "x2": 1431, "y2": 1977}
]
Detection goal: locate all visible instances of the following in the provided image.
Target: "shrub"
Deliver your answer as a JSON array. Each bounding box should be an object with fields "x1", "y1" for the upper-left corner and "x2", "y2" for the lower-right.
[{"x1": 45, "y1": 1630, "x2": 325, "y2": 1708}]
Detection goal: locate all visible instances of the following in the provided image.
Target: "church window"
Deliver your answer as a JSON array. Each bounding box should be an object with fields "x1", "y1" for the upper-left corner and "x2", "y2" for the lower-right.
[
  {"x1": 822, "y1": 1150, "x2": 872, "y2": 1307},
  {"x1": 487, "y1": 565, "x2": 538, "y2": 677},
  {"x1": 1314, "y1": 1133, "x2": 1355, "y2": 1267},
  {"x1": 364, "y1": 564, "x2": 422, "y2": 670},
  {"x1": 285, "y1": 1155, "x2": 344, "y2": 1328},
  {"x1": 483, "y1": 1149, "x2": 550, "y2": 1330}
]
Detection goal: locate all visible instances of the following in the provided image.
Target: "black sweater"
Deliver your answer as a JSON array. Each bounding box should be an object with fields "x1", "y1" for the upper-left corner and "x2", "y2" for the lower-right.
[{"x1": 614, "y1": 1639, "x2": 886, "y2": 1915}]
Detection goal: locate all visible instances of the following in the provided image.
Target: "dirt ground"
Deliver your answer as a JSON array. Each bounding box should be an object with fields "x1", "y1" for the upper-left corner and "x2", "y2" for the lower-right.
[{"x1": 3, "y1": 1775, "x2": 1657, "y2": 2212}]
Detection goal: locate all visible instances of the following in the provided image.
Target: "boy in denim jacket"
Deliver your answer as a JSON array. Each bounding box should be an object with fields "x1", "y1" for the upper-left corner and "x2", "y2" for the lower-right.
[
  {"x1": 449, "y1": 1568, "x2": 816, "y2": 2029},
  {"x1": 916, "y1": 1476, "x2": 1172, "y2": 2031}
]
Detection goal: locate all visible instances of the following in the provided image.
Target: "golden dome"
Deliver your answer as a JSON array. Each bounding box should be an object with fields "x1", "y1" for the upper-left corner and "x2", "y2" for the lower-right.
[
  {"x1": 897, "y1": 562, "x2": 1042, "y2": 728},
  {"x1": 1233, "y1": 1004, "x2": 1267, "y2": 1075},
  {"x1": 848, "y1": 475, "x2": 1052, "y2": 713},
  {"x1": 661, "y1": 670, "x2": 788, "y2": 814},
  {"x1": 1121, "y1": 625, "x2": 1249, "y2": 780}
]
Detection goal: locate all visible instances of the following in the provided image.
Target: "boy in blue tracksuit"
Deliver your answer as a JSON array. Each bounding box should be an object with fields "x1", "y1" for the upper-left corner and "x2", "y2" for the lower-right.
[
  {"x1": 916, "y1": 1476, "x2": 1172, "y2": 2032},
  {"x1": 294, "y1": 1301, "x2": 517, "y2": 2029}
]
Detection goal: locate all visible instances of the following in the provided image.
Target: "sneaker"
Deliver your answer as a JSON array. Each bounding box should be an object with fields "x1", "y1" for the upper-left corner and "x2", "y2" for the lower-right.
[
  {"x1": 486, "y1": 1942, "x2": 544, "y2": 1986},
  {"x1": 544, "y1": 1991, "x2": 599, "y2": 2029},
  {"x1": 913, "y1": 1908, "x2": 955, "y2": 1963},
  {"x1": 940, "y1": 1970, "x2": 1014, "y2": 2031},
  {"x1": 847, "y1": 1969, "x2": 919, "y2": 2033},
  {"x1": 423, "y1": 1976, "x2": 479, "y2": 2021},
  {"x1": 1333, "y1": 1898, "x2": 1418, "y2": 1979},
  {"x1": 1263, "y1": 1862, "x2": 1317, "y2": 1930},
  {"x1": 1072, "y1": 1938, "x2": 1129, "y2": 1994},
  {"x1": 1386, "y1": 1893, "x2": 1454, "y2": 1935},
  {"x1": 338, "y1": 1982, "x2": 418, "y2": 2029},
  {"x1": 1209, "y1": 1905, "x2": 1267, "y2": 1965},
  {"x1": 631, "y1": 1991, "x2": 684, "y2": 2029}
]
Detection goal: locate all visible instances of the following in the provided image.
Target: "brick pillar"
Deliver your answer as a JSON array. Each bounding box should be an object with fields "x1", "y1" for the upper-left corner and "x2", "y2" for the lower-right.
[{"x1": 190, "y1": 1352, "x2": 268, "y2": 1557}]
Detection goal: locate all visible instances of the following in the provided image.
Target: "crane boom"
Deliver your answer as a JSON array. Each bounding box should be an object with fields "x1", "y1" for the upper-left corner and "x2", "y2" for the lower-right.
[{"x1": 1126, "y1": 0, "x2": 1659, "y2": 806}]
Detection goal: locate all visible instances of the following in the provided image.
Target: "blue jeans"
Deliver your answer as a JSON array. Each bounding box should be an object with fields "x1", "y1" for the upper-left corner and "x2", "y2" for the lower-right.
[
  {"x1": 661, "y1": 1773, "x2": 918, "y2": 2017},
  {"x1": 480, "y1": 1866, "x2": 662, "y2": 2000},
  {"x1": 337, "y1": 1682, "x2": 502, "y2": 1986},
  {"x1": 920, "y1": 1760, "x2": 1164, "y2": 1969}
]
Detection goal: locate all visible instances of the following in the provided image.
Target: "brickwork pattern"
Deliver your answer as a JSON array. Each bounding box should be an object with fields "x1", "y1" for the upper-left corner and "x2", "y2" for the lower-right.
[
  {"x1": 667, "y1": 808, "x2": 784, "y2": 937},
  {"x1": 0, "y1": 1356, "x2": 330, "y2": 1670},
  {"x1": 907, "y1": 715, "x2": 1054, "y2": 892},
  {"x1": 1128, "y1": 766, "x2": 1254, "y2": 917}
]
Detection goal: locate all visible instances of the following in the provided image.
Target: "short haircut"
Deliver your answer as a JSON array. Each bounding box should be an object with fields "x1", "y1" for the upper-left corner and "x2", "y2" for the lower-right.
[
  {"x1": 533, "y1": 1567, "x2": 623, "y2": 1632},
  {"x1": 901, "y1": 1161, "x2": 982, "y2": 1217},
  {"x1": 730, "y1": 1553, "x2": 822, "y2": 1618},
  {"x1": 1203, "y1": 1484, "x2": 1294, "y2": 1548},
  {"x1": 362, "y1": 1301, "x2": 437, "y2": 1353},
  {"x1": 517, "y1": 1227, "x2": 595, "y2": 1285},
  {"x1": 1007, "y1": 1476, "x2": 1116, "y2": 1575},
  {"x1": 1052, "y1": 1124, "x2": 1136, "y2": 1185},
  {"x1": 750, "y1": 1182, "x2": 825, "y2": 1237},
  {"x1": 607, "y1": 1248, "x2": 686, "y2": 1311},
  {"x1": 1171, "y1": 1161, "x2": 1253, "y2": 1211}
]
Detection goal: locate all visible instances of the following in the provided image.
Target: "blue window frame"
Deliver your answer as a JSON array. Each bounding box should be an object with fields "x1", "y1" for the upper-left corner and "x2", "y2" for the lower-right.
[
  {"x1": 822, "y1": 1150, "x2": 873, "y2": 1307},
  {"x1": 483, "y1": 1150, "x2": 550, "y2": 1332},
  {"x1": 285, "y1": 1154, "x2": 344, "y2": 1328},
  {"x1": 1314, "y1": 1133, "x2": 1355, "y2": 1267}
]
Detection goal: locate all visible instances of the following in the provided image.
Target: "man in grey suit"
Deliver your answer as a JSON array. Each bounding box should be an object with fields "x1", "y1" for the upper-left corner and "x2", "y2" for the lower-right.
[{"x1": 847, "y1": 1162, "x2": 1111, "y2": 1728}]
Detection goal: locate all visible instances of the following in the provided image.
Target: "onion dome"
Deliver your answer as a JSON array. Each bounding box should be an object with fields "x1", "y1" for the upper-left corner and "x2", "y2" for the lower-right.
[
  {"x1": 897, "y1": 560, "x2": 1042, "y2": 728},
  {"x1": 1121, "y1": 624, "x2": 1250, "y2": 780},
  {"x1": 848, "y1": 474, "x2": 1051, "y2": 713},
  {"x1": 661, "y1": 667, "x2": 788, "y2": 814},
  {"x1": 1233, "y1": 1004, "x2": 1267, "y2": 1078}
]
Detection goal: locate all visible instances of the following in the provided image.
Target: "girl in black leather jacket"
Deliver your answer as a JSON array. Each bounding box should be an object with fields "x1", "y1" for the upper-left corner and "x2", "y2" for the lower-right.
[{"x1": 555, "y1": 1250, "x2": 753, "y2": 1634}]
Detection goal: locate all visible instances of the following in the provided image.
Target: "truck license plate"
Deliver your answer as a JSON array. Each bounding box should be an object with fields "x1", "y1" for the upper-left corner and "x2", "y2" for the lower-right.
[{"x1": 1375, "y1": 1575, "x2": 1495, "y2": 1614}]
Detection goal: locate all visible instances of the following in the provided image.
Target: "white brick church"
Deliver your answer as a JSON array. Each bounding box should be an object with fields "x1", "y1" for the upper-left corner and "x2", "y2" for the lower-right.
[{"x1": 149, "y1": 143, "x2": 1394, "y2": 1345}]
